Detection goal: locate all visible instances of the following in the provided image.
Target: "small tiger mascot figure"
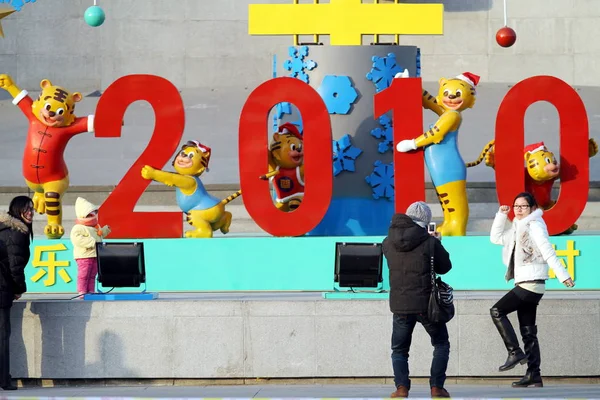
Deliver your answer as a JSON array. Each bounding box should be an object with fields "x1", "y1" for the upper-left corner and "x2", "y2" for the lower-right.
[
  {"x1": 396, "y1": 71, "x2": 480, "y2": 236},
  {"x1": 467, "y1": 138, "x2": 599, "y2": 235},
  {"x1": 142, "y1": 141, "x2": 242, "y2": 238},
  {"x1": 0, "y1": 74, "x2": 95, "y2": 239},
  {"x1": 260, "y1": 123, "x2": 304, "y2": 212}
]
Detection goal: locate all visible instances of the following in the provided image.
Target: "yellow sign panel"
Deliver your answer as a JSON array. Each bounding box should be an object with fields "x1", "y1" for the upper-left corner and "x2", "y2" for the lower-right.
[
  {"x1": 248, "y1": 0, "x2": 444, "y2": 46},
  {"x1": 550, "y1": 240, "x2": 579, "y2": 280},
  {"x1": 31, "y1": 243, "x2": 72, "y2": 287}
]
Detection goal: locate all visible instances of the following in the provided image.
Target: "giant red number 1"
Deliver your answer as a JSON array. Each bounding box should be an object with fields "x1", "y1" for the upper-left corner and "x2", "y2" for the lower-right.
[
  {"x1": 238, "y1": 77, "x2": 333, "y2": 237},
  {"x1": 495, "y1": 76, "x2": 589, "y2": 235},
  {"x1": 374, "y1": 77, "x2": 425, "y2": 213},
  {"x1": 95, "y1": 75, "x2": 186, "y2": 238}
]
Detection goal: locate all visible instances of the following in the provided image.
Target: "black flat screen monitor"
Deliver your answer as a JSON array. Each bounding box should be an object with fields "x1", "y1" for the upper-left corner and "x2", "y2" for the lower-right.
[
  {"x1": 96, "y1": 242, "x2": 146, "y2": 288},
  {"x1": 334, "y1": 242, "x2": 383, "y2": 288}
]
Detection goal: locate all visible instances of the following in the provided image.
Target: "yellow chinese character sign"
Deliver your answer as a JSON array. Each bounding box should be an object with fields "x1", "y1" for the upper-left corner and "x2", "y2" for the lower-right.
[
  {"x1": 248, "y1": 0, "x2": 444, "y2": 46},
  {"x1": 31, "y1": 243, "x2": 72, "y2": 287},
  {"x1": 550, "y1": 240, "x2": 579, "y2": 280}
]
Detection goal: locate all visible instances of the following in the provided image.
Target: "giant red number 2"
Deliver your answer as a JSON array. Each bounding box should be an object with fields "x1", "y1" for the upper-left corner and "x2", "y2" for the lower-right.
[
  {"x1": 495, "y1": 75, "x2": 589, "y2": 235},
  {"x1": 239, "y1": 77, "x2": 333, "y2": 237},
  {"x1": 374, "y1": 77, "x2": 425, "y2": 213},
  {"x1": 95, "y1": 75, "x2": 186, "y2": 238}
]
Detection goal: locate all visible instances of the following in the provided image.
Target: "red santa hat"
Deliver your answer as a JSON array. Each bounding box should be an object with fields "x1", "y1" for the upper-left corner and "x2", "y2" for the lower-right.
[
  {"x1": 524, "y1": 142, "x2": 546, "y2": 155},
  {"x1": 187, "y1": 140, "x2": 212, "y2": 168},
  {"x1": 278, "y1": 122, "x2": 302, "y2": 141},
  {"x1": 455, "y1": 72, "x2": 480, "y2": 88}
]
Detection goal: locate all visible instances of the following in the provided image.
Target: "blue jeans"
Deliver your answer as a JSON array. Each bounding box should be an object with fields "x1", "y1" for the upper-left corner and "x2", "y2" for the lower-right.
[{"x1": 391, "y1": 313, "x2": 450, "y2": 389}]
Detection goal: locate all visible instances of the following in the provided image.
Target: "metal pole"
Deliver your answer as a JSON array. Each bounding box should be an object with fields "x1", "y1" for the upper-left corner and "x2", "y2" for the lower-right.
[
  {"x1": 313, "y1": 0, "x2": 319, "y2": 43},
  {"x1": 373, "y1": 0, "x2": 379, "y2": 44}
]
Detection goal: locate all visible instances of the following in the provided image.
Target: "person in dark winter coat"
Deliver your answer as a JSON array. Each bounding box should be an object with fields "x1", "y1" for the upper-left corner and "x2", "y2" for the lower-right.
[
  {"x1": 0, "y1": 196, "x2": 34, "y2": 391},
  {"x1": 383, "y1": 201, "x2": 453, "y2": 399}
]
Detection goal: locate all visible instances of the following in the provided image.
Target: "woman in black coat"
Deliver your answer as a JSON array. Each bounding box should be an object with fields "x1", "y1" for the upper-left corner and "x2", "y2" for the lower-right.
[{"x1": 0, "y1": 196, "x2": 33, "y2": 391}]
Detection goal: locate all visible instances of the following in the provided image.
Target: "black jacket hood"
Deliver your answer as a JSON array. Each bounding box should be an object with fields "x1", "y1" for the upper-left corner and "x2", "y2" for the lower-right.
[{"x1": 385, "y1": 213, "x2": 431, "y2": 252}]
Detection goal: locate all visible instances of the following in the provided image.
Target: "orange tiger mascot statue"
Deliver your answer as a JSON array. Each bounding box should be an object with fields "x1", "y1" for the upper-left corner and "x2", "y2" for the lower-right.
[
  {"x1": 0, "y1": 74, "x2": 95, "y2": 239},
  {"x1": 467, "y1": 138, "x2": 598, "y2": 235},
  {"x1": 260, "y1": 123, "x2": 304, "y2": 212}
]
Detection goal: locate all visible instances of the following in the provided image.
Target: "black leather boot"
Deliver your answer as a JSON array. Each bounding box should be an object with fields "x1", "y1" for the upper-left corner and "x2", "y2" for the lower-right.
[
  {"x1": 512, "y1": 325, "x2": 543, "y2": 388},
  {"x1": 490, "y1": 308, "x2": 527, "y2": 371}
]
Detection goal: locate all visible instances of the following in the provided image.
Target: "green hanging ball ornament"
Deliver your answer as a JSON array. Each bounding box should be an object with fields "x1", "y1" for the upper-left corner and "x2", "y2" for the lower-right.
[{"x1": 84, "y1": 5, "x2": 105, "y2": 27}]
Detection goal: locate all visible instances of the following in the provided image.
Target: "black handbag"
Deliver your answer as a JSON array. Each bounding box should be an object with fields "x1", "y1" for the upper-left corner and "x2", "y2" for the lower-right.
[{"x1": 427, "y1": 237, "x2": 455, "y2": 323}]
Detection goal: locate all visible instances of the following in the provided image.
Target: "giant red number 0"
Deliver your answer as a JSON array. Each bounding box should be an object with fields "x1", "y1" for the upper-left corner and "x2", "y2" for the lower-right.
[
  {"x1": 374, "y1": 77, "x2": 425, "y2": 213},
  {"x1": 95, "y1": 75, "x2": 186, "y2": 238},
  {"x1": 495, "y1": 76, "x2": 589, "y2": 235},
  {"x1": 239, "y1": 77, "x2": 333, "y2": 237}
]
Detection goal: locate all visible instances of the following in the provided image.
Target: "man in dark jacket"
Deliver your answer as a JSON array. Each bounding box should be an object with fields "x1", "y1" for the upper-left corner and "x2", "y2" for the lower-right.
[{"x1": 382, "y1": 201, "x2": 452, "y2": 398}]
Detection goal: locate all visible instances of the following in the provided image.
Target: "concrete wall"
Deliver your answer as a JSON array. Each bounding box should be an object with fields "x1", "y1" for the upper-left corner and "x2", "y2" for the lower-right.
[
  {"x1": 2, "y1": 0, "x2": 600, "y2": 90},
  {"x1": 9, "y1": 295, "x2": 600, "y2": 379},
  {"x1": 1, "y1": 0, "x2": 600, "y2": 186}
]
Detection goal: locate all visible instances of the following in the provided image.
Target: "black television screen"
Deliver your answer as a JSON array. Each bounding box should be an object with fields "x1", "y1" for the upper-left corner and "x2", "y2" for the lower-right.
[
  {"x1": 96, "y1": 242, "x2": 146, "y2": 288},
  {"x1": 334, "y1": 242, "x2": 383, "y2": 288}
]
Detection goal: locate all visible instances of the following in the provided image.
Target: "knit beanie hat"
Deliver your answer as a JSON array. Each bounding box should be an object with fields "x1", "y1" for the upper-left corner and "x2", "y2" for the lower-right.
[
  {"x1": 406, "y1": 201, "x2": 432, "y2": 226},
  {"x1": 75, "y1": 197, "x2": 98, "y2": 219}
]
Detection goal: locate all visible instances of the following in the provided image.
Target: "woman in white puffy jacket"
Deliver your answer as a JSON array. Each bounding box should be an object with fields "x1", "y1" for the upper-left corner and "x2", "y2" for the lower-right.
[{"x1": 489, "y1": 192, "x2": 574, "y2": 389}]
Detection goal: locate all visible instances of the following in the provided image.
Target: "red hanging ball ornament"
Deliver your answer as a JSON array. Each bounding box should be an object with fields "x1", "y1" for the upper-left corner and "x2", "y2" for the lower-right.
[{"x1": 496, "y1": 26, "x2": 517, "y2": 48}]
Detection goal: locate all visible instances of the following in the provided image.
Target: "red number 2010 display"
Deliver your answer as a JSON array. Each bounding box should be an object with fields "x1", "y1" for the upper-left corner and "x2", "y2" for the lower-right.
[{"x1": 95, "y1": 75, "x2": 589, "y2": 238}]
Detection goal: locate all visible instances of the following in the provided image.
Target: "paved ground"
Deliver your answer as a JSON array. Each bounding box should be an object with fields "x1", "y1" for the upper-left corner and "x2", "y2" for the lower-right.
[
  {"x1": 3, "y1": 383, "x2": 600, "y2": 398},
  {"x1": 18, "y1": 290, "x2": 600, "y2": 302}
]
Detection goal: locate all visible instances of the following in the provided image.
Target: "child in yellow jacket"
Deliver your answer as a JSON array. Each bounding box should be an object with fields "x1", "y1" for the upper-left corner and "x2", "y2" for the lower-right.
[{"x1": 70, "y1": 197, "x2": 111, "y2": 295}]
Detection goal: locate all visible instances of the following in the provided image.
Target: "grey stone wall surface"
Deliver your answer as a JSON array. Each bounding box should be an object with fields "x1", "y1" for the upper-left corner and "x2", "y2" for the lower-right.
[{"x1": 9, "y1": 295, "x2": 600, "y2": 379}]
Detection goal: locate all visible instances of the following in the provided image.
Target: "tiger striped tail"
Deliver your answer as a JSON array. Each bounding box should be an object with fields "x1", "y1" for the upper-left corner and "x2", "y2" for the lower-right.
[
  {"x1": 465, "y1": 139, "x2": 495, "y2": 168},
  {"x1": 221, "y1": 190, "x2": 242, "y2": 205}
]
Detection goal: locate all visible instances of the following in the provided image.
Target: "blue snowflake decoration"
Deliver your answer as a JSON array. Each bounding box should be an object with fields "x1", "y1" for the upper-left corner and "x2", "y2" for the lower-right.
[
  {"x1": 370, "y1": 114, "x2": 394, "y2": 154},
  {"x1": 317, "y1": 75, "x2": 358, "y2": 115},
  {"x1": 284, "y1": 46, "x2": 317, "y2": 84},
  {"x1": 0, "y1": 0, "x2": 36, "y2": 11},
  {"x1": 274, "y1": 102, "x2": 291, "y2": 119},
  {"x1": 366, "y1": 53, "x2": 403, "y2": 92},
  {"x1": 365, "y1": 161, "x2": 395, "y2": 201},
  {"x1": 272, "y1": 102, "x2": 292, "y2": 132},
  {"x1": 333, "y1": 134, "x2": 363, "y2": 177}
]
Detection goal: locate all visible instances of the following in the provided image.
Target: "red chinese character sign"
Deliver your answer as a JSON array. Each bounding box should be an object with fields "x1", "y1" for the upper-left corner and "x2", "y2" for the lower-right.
[
  {"x1": 495, "y1": 75, "x2": 589, "y2": 235},
  {"x1": 238, "y1": 77, "x2": 333, "y2": 237}
]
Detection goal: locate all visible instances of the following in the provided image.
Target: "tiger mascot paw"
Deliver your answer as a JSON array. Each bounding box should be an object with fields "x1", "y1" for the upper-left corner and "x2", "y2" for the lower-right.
[
  {"x1": 44, "y1": 223, "x2": 65, "y2": 239},
  {"x1": 589, "y1": 138, "x2": 598, "y2": 158},
  {"x1": 32, "y1": 192, "x2": 46, "y2": 214}
]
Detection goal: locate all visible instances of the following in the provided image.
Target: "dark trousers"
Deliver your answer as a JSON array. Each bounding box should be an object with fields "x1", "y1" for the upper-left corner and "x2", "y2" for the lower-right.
[
  {"x1": 0, "y1": 306, "x2": 10, "y2": 387},
  {"x1": 492, "y1": 286, "x2": 543, "y2": 326},
  {"x1": 491, "y1": 286, "x2": 544, "y2": 375},
  {"x1": 391, "y1": 313, "x2": 450, "y2": 390}
]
